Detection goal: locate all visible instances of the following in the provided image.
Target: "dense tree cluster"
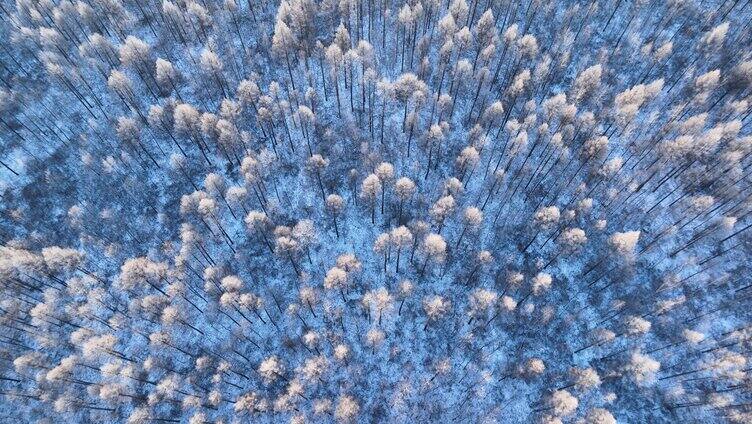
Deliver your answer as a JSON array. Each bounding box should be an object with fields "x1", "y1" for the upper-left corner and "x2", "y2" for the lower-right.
[{"x1": 1, "y1": 0, "x2": 752, "y2": 422}]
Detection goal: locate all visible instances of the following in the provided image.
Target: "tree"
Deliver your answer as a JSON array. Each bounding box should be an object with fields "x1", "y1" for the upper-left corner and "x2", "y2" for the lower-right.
[
  {"x1": 335, "y1": 394, "x2": 360, "y2": 422},
  {"x1": 298, "y1": 105, "x2": 316, "y2": 155},
  {"x1": 373, "y1": 232, "x2": 391, "y2": 272},
  {"x1": 326, "y1": 44, "x2": 344, "y2": 117},
  {"x1": 293, "y1": 219, "x2": 317, "y2": 264},
  {"x1": 624, "y1": 352, "x2": 660, "y2": 386},
  {"x1": 564, "y1": 367, "x2": 601, "y2": 391},
  {"x1": 245, "y1": 210, "x2": 274, "y2": 254},
  {"x1": 582, "y1": 408, "x2": 616, "y2": 424},
  {"x1": 390, "y1": 226, "x2": 413, "y2": 274},
  {"x1": 155, "y1": 58, "x2": 180, "y2": 97},
  {"x1": 519, "y1": 357, "x2": 546, "y2": 379},
  {"x1": 199, "y1": 48, "x2": 227, "y2": 98},
  {"x1": 456, "y1": 206, "x2": 482, "y2": 248},
  {"x1": 324, "y1": 266, "x2": 350, "y2": 303},
  {"x1": 430, "y1": 195, "x2": 456, "y2": 232},
  {"x1": 119, "y1": 36, "x2": 157, "y2": 99},
  {"x1": 259, "y1": 356, "x2": 285, "y2": 383},
  {"x1": 609, "y1": 230, "x2": 640, "y2": 260},
  {"x1": 326, "y1": 194, "x2": 345, "y2": 237},
  {"x1": 531, "y1": 272, "x2": 553, "y2": 296},
  {"x1": 558, "y1": 228, "x2": 587, "y2": 252},
  {"x1": 394, "y1": 177, "x2": 416, "y2": 224},
  {"x1": 306, "y1": 154, "x2": 330, "y2": 201},
  {"x1": 467, "y1": 288, "x2": 497, "y2": 324},
  {"x1": 544, "y1": 390, "x2": 578, "y2": 418},
  {"x1": 374, "y1": 162, "x2": 394, "y2": 214},
  {"x1": 41, "y1": 247, "x2": 83, "y2": 274},
  {"x1": 274, "y1": 226, "x2": 302, "y2": 276},
  {"x1": 571, "y1": 64, "x2": 602, "y2": 102},
  {"x1": 395, "y1": 280, "x2": 414, "y2": 316},
  {"x1": 420, "y1": 233, "x2": 447, "y2": 276},
  {"x1": 362, "y1": 287, "x2": 393, "y2": 325},
  {"x1": 272, "y1": 19, "x2": 299, "y2": 91},
  {"x1": 422, "y1": 294, "x2": 451, "y2": 330},
  {"x1": 360, "y1": 173, "x2": 382, "y2": 224},
  {"x1": 421, "y1": 124, "x2": 445, "y2": 180},
  {"x1": 392, "y1": 73, "x2": 428, "y2": 142},
  {"x1": 334, "y1": 343, "x2": 350, "y2": 363},
  {"x1": 456, "y1": 146, "x2": 480, "y2": 185}
]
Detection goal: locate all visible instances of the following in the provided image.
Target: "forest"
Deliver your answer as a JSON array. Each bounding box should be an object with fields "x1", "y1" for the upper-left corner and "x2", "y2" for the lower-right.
[{"x1": 0, "y1": 0, "x2": 751, "y2": 422}]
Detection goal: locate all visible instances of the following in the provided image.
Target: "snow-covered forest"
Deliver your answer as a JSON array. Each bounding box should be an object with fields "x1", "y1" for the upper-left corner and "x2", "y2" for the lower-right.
[{"x1": 0, "y1": 0, "x2": 751, "y2": 422}]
